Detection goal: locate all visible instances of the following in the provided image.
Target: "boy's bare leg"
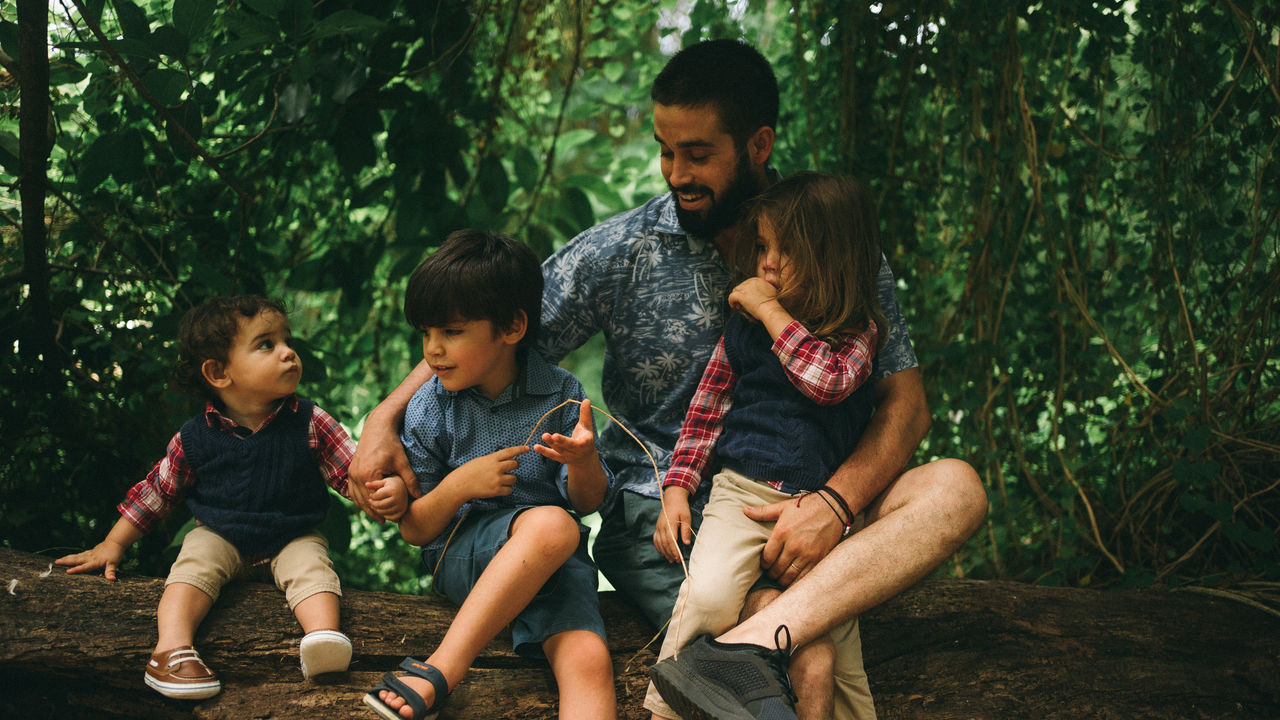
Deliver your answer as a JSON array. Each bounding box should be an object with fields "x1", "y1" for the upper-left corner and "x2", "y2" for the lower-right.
[
  {"x1": 741, "y1": 587, "x2": 834, "y2": 720},
  {"x1": 544, "y1": 629, "x2": 617, "y2": 720},
  {"x1": 155, "y1": 582, "x2": 215, "y2": 652},
  {"x1": 292, "y1": 591, "x2": 341, "y2": 633},
  {"x1": 379, "y1": 506, "x2": 582, "y2": 718}
]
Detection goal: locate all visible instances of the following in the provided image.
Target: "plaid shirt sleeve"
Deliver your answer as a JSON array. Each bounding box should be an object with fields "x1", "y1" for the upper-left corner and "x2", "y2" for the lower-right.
[
  {"x1": 309, "y1": 405, "x2": 354, "y2": 498},
  {"x1": 663, "y1": 337, "x2": 736, "y2": 494},
  {"x1": 773, "y1": 319, "x2": 879, "y2": 406},
  {"x1": 117, "y1": 433, "x2": 193, "y2": 533}
]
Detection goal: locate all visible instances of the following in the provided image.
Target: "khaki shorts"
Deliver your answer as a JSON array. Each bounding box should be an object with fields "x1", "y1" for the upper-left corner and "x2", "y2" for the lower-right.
[
  {"x1": 644, "y1": 469, "x2": 876, "y2": 720},
  {"x1": 166, "y1": 526, "x2": 341, "y2": 609}
]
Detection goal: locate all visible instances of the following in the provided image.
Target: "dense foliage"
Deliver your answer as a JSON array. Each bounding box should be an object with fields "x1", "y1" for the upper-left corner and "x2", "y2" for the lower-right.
[{"x1": 3, "y1": 0, "x2": 1276, "y2": 606}]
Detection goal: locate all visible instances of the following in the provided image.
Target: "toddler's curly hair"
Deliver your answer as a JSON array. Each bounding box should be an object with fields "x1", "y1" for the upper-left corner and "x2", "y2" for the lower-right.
[{"x1": 174, "y1": 295, "x2": 287, "y2": 400}]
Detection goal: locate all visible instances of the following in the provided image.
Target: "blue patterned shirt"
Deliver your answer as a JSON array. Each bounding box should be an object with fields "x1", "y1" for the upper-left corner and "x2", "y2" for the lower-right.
[
  {"x1": 401, "y1": 351, "x2": 615, "y2": 552},
  {"x1": 538, "y1": 191, "x2": 918, "y2": 510}
]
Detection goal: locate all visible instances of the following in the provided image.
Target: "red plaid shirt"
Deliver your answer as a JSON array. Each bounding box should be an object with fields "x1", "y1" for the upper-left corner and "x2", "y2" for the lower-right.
[
  {"x1": 118, "y1": 396, "x2": 354, "y2": 533},
  {"x1": 663, "y1": 319, "x2": 877, "y2": 494}
]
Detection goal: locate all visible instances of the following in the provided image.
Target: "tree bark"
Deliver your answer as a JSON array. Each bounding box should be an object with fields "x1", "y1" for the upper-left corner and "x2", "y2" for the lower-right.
[
  {"x1": 17, "y1": 0, "x2": 52, "y2": 366},
  {"x1": 1, "y1": 547, "x2": 1276, "y2": 719}
]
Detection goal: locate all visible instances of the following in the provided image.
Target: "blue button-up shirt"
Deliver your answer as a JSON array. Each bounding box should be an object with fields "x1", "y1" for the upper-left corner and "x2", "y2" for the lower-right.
[
  {"x1": 537, "y1": 191, "x2": 918, "y2": 511},
  {"x1": 401, "y1": 351, "x2": 615, "y2": 551}
]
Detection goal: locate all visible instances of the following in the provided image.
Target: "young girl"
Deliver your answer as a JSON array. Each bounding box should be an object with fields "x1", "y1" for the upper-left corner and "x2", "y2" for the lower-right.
[{"x1": 644, "y1": 171, "x2": 887, "y2": 720}]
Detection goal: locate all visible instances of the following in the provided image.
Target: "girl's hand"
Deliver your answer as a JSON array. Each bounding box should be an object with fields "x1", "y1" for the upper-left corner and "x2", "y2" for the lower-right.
[
  {"x1": 449, "y1": 445, "x2": 528, "y2": 500},
  {"x1": 653, "y1": 486, "x2": 694, "y2": 563},
  {"x1": 55, "y1": 541, "x2": 128, "y2": 581},
  {"x1": 533, "y1": 399, "x2": 598, "y2": 469},
  {"x1": 729, "y1": 277, "x2": 782, "y2": 321},
  {"x1": 367, "y1": 476, "x2": 410, "y2": 522}
]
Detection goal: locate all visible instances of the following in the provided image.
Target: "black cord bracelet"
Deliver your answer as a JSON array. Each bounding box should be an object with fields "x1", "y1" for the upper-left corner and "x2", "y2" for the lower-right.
[
  {"x1": 800, "y1": 487, "x2": 853, "y2": 537},
  {"x1": 818, "y1": 485, "x2": 855, "y2": 529}
]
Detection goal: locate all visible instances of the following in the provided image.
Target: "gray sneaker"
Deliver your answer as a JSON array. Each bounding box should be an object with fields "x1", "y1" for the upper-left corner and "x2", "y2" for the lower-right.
[{"x1": 649, "y1": 627, "x2": 798, "y2": 720}]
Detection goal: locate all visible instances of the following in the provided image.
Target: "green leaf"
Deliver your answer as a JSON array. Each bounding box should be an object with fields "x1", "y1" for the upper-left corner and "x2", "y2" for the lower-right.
[
  {"x1": 0, "y1": 21, "x2": 17, "y2": 61},
  {"x1": 143, "y1": 68, "x2": 188, "y2": 107},
  {"x1": 562, "y1": 172, "x2": 625, "y2": 210},
  {"x1": 113, "y1": 0, "x2": 151, "y2": 40},
  {"x1": 477, "y1": 154, "x2": 511, "y2": 212},
  {"x1": 314, "y1": 9, "x2": 386, "y2": 39},
  {"x1": 0, "y1": 131, "x2": 18, "y2": 176},
  {"x1": 110, "y1": 128, "x2": 147, "y2": 184},
  {"x1": 172, "y1": 0, "x2": 216, "y2": 41},
  {"x1": 78, "y1": 134, "x2": 119, "y2": 192},
  {"x1": 1181, "y1": 426, "x2": 1211, "y2": 455},
  {"x1": 165, "y1": 102, "x2": 203, "y2": 161},
  {"x1": 512, "y1": 146, "x2": 541, "y2": 190},
  {"x1": 242, "y1": 0, "x2": 286, "y2": 19},
  {"x1": 280, "y1": 82, "x2": 312, "y2": 123},
  {"x1": 149, "y1": 24, "x2": 190, "y2": 59}
]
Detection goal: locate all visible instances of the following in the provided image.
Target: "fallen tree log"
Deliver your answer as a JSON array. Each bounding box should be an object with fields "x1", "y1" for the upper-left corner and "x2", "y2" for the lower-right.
[{"x1": 1, "y1": 546, "x2": 1276, "y2": 719}]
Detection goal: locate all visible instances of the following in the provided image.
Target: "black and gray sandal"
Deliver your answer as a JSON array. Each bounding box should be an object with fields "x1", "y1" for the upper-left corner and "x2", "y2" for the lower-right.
[{"x1": 362, "y1": 657, "x2": 450, "y2": 720}]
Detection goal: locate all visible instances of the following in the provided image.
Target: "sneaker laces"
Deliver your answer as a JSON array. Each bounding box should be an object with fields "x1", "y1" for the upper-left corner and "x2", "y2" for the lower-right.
[{"x1": 768, "y1": 625, "x2": 799, "y2": 706}]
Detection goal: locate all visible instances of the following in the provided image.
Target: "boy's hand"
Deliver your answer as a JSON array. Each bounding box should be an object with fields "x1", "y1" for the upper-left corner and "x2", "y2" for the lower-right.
[
  {"x1": 55, "y1": 541, "x2": 128, "y2": 581},
  {"x1": 653, "y1": 485, "x2": 693, "y2": 563},
  {"x1": 449, "y1": 446, "x2": 528, "y2": 500},
  {"x1": 367, "y1": 475, "x2": 410, "y2": 522},
  {"x1": 533, "y1": 399, "x2": 598, "y2": 469},
  {"x1": 728, "y1": 277, "x2": 782, "y2": 321}
]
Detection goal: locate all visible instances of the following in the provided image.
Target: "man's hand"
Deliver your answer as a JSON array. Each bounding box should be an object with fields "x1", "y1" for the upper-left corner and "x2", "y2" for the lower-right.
[
  {"x1": 349, "y1": 422, "x2": 417, "y2": 522},
  {"x1": 653, "y1": 485, "x2": 694, "y2": 563},
  {"x1": 446, "y1": 446, "x2": 528, "y2": 500},
  {"x1": 744, "y1": 493, "x2": 844, "y2": 586}
]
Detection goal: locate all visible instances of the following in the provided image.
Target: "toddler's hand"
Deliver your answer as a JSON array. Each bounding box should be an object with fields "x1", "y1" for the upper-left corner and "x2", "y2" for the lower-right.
[
  {"x1": 653, "y1": 486, "x2": 693, "y2": 563},
  {"x1": 55, "y1": 541, "x2": 127, "y2": 581},
  {"x1": 367, "y1": 475, "x2": 410, "y2": 522},
  {"x1": 728, "y1": 277, "x2": 781, "y2": 321},
  {"x1": 533, "y1": 400, "x2": 598, "y2": 469}
]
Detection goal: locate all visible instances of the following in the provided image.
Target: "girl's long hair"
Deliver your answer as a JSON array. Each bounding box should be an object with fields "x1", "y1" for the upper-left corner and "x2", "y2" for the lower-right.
[{"x1": 739, "y1": 171, "x2": 888, "y2": 343}]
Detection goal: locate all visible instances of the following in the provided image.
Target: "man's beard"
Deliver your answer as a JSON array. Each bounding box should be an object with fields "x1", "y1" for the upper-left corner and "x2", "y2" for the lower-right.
[{"x1": 671, "y1": 151, "x2": 762, "y2": 239}]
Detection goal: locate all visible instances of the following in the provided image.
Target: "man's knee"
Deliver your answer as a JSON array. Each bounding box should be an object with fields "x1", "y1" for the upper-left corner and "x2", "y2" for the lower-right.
[{"x1": 929, "y1": 458, "x2": 987, "y2": 537}]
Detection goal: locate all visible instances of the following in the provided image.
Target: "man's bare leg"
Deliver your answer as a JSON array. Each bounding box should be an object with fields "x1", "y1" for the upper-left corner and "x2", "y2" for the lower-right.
[
  {"x1": 719, "y1": 458, "x2": 985, "y2": 649},
  {"x1": 741, "y1": 588, "x2": 834, "y2": 720}
]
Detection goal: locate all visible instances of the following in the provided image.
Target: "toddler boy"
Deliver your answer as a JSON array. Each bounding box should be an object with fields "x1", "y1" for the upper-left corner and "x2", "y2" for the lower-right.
[{"x1": 58, "y1": 295, "x2": 355, "y2": 699}]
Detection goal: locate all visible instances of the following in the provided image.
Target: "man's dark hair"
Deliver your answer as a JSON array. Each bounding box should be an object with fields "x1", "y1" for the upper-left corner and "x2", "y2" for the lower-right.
[
  {"x1": 403, "y1": 229, "x2": 543, "y2": 349},
  {"x1": 174, "y1": 295, "x2": 287, "y2": 400},
  {"x1": 651, "y1": 39, "x2": 779, "y2": 147}
]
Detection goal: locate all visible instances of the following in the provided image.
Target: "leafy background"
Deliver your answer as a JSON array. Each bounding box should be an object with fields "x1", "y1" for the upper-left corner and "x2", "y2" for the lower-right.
[{"x1": 2, "y1": 0, "x2": 1276, "y2": 610}]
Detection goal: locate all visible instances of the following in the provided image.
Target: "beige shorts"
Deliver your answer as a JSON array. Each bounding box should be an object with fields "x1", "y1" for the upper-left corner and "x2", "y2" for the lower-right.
[
  {"x1": 644, "y1": 469, "x2": 876, "y2": 720},
  {"x1": 165, "y1": 526, "x2": 342, "y2": 609}
]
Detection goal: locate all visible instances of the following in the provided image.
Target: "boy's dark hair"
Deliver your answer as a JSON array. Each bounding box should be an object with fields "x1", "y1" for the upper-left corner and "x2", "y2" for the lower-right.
[
  {"x1": 174, "y1": 295, "x2": 288, "y2": 400},
  {"x1": 404, "y1": 229, "x2": 543, "y2": 348},
  {"x1": 651, "y1": 39, "x2": 779, "y2": 148}
]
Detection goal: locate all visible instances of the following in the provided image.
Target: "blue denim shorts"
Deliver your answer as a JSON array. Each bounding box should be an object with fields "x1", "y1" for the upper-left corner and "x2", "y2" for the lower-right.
[{"x1": 422, "y1": 507, "x2": 607, "y2": 659}]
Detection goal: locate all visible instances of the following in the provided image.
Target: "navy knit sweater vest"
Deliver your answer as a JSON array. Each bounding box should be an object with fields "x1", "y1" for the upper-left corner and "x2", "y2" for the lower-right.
[
  {"x1": 716, "y1": 313, "x2": 875, "y2": 491},
  {"x1": 180, "y1": 399, "x2": 328, "y2": 557}
]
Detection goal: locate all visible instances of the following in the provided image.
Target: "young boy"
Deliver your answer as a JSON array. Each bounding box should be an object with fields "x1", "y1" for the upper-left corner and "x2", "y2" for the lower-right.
[
  {"x1": 56, "y1": 295, "x2": 356, "y2": 700},
  {"x1": 362, "y1": 230, "x2": 617, "y2": 720}
]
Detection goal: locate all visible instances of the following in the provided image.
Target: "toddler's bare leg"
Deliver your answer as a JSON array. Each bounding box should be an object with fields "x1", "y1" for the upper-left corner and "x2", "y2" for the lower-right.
[
  {"x1": 292, "y1": 590, "x2": 341, "y2": 633},
  {"x1": 156, "y1": 582, "x2": 215, "y2": 652}
]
